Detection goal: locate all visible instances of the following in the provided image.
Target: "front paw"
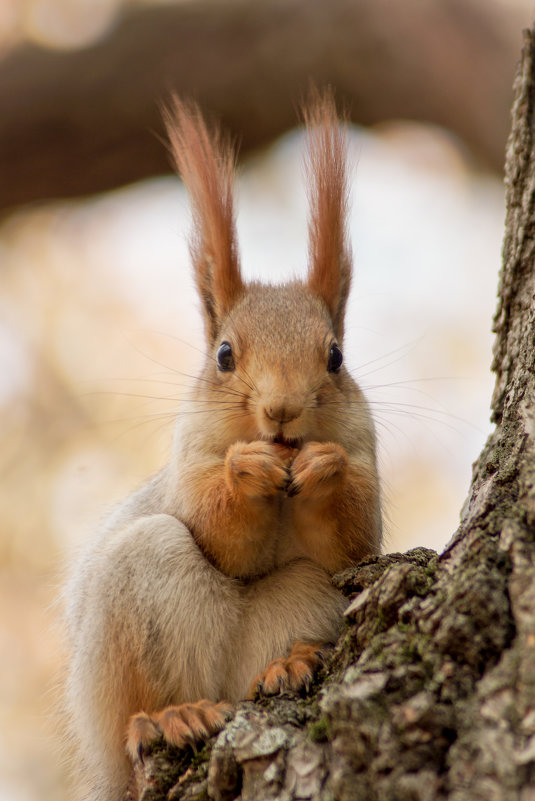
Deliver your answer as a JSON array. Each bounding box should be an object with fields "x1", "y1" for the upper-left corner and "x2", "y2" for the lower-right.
[
  {"x1": 225, "y1": 440, "x2": 291, "y2": 498},
  {"x1": 287, "y1": 442, "x2": 347, "y2": 498}
]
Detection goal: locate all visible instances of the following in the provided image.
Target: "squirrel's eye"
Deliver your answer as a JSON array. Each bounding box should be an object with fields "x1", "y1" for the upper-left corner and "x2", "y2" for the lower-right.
[
  {"x1": 327, "y1": 344, "x2": 343, "y2": 373},
  {"x1": 216, "y1": 341, "x2": 235, "y2": 372}
]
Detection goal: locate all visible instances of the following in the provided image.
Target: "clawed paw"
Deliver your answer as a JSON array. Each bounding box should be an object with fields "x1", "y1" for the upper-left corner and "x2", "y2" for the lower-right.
[
  {"x1": 225, "y1": 440, "x2": 292, "y2": 498},
  {"x1": 126, "y1": 699, "x2": 233, "y2": 762},
  {"x1": 248, "y1": 641, "x2": 329, "y2": 699},
  {"x1": 224, "y1": 440, "x2": 348, "y2": 500},
  {"x1": 287, "y1": 442, "x2": 347, "y2": 498}
]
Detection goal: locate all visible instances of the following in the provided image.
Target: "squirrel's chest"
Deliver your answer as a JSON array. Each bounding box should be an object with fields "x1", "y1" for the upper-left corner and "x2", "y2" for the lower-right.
[{"x1": 270, "y1": 495, "x2": 311, "y2": 568}]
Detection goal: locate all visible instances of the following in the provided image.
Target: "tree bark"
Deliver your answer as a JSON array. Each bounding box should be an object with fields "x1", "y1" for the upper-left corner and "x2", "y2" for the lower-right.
[
  {"x1": 120, "y1": 23, "x2": 535, "y2": 801},
  {"x1": 0, "y1": 0, "x2": 527, "y2": 213}
]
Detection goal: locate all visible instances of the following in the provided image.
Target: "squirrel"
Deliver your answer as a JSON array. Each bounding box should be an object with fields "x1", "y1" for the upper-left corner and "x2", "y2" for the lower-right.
[{"x1": 64, "y1": 89, "x2": 382, "y2": 801}]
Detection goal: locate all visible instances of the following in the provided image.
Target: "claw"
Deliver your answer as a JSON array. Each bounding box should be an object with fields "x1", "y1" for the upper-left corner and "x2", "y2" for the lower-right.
[
  {"x1": 249, "y1": 641, "x2": 328, "y2": 699},
  {"x1": 126, "y1": 712, "x2": 163, "y2": 764},
  {"x1": 221, "y1": 705, "x2": 235, "y2": 723},
  {"x1": 126, "y1": 700, "x2": 232, "y2": 762}
]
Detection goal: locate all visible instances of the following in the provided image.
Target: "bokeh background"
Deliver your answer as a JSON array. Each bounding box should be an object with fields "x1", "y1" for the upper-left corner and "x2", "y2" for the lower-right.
[{"x1": 0, "y1": 1, "x2": 533, "y2": 799}]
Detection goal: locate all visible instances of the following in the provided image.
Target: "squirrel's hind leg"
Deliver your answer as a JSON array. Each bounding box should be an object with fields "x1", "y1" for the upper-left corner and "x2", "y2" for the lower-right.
[
  {"x1": 248, "y1": 641, "x2": 332, "y2": 698},
  {"x1": 66, "y1": 513, "x2": 241, "y2": 799},
  {"x1": 127, "y1": 700, "x2": 233, "y2": 762}
]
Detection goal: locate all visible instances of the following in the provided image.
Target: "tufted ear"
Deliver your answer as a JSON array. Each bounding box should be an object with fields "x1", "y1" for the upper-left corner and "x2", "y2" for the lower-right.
[
  {"x1": 303, "y1": 88, "x2": 352, "y2": 342},
  {"x1": 164, "y1": 97, "x2": 244, "y2": 344}
]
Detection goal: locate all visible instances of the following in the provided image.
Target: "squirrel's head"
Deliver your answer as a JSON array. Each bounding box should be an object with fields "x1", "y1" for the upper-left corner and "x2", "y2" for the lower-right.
[
  {"x1": 165, "y1": 90, "x2": 364, "y2": 449},
  {"x1": 207, "y1": 282, "x2": 352, "y2": 447}
]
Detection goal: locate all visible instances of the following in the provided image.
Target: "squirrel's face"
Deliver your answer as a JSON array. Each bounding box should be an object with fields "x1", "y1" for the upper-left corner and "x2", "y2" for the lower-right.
[{"x1": 203, "y1": 282, "x2": 357, "y2": 449}]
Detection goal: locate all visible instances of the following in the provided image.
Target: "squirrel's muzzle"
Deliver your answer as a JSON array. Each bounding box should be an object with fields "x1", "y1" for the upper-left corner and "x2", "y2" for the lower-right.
[{"x1": 264, "y1": 398, "x2": 304, "y2": 426}]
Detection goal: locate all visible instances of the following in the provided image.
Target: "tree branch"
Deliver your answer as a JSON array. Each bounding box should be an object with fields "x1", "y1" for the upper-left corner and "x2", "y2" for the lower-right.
[{"x1": 0, "y1": 0, "x2": 527, "y2": 212}]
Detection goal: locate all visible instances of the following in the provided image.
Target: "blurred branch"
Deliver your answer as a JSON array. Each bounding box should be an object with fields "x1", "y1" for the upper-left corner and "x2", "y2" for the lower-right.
[{"x1": 0, "y1": 0, "x2": 528, "y2": 212}]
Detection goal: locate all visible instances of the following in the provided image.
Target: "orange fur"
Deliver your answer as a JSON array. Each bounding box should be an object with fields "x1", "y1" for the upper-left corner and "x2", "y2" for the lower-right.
[
  {"x1": 177, "y1": 433, "x2": 380, "y2": 578},
  {"x1": 291, "y1": 447, "x2": 381, "y2": 573},
  {"x1": 127, "y1": 700, "x2": 232, "y2": 759},
  {"x1": 303, "y1": 89, "x2": 351, "y2": 340},
  {"x1": 65, "y1": 90, "x2": 382, "y2": 801},
  {"x1": 177, "y1": 442, "x2": 292, "y2": 578},
  {"x1": 248, "y1": 641, "x2": 327, "y2": 697},
  {"x1": 164, "y1": 97, "x2": 244, "y2": 342}
]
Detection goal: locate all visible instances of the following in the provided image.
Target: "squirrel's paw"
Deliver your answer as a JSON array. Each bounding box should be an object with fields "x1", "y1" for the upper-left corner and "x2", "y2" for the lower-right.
[
  {"x1": 225, "y1": 440, "x2": 291, "y2": 498},
  {"x1": 248, "y1": 641, "x2": 329, "y2": 698},
  {"x1": 126, "y1": 699, "x2": 233, "y2": 762},
  {"x1": 287, "y1": 442, "x2": 347, "y2": 498}
]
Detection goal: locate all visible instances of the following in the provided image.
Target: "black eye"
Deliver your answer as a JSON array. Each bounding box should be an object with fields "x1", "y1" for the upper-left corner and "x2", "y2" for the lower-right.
[
  {"x1": 217, "y1": 341, "x2": 235, "y2": 372},
  {"x1": 327, "y1": 344, "x2": 343, "y2": 373}
]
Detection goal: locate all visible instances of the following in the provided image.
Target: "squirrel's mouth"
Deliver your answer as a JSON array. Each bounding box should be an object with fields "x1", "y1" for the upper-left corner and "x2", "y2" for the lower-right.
[{"x1": 273, "y1": 433, "x2": 302, "y2": 450}]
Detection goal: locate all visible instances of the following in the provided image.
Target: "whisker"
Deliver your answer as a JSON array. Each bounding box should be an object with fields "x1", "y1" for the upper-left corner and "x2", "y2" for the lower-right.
[
  {"x1": 360, "y1": 375, "x2": 477, "y2": 390},
  {"x1": 127, "y1": 341, "x2": 195, "y2": 377},
  {"x1": 136, "y1": 329, "x2": 210, "y2": 361},
  {"x1": 81, "y1": 389, "x2": 184, "y2": 403},
  {"x1": 124, "y1": 340, "x2": 252, "y2": 400},
  {"x1": 223, "y1": 310, "x2": 260, "y2": 396},
  {"x1": 102, "y1": 375, "x2": 248, "y2": 400},
  {"x1": 97, "y1": 411, "x2": 178, "y2": 426},
  {"x1": 318, "y1": 393, "x2": 480, "y2": 434},
  {"x1": 348, "y1": 336, "x2": 424, "y2": 379},
  {"x1": 192, "y1": 373, "x2": 251, "y2": 400}
]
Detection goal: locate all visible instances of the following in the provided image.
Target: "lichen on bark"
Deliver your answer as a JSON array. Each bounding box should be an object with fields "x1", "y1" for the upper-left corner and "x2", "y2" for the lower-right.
[{"x1": 125, "y1": 26, "x2": 535, "y2": 801}]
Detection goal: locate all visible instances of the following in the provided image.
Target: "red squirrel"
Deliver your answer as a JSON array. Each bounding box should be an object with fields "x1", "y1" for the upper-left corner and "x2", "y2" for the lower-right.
[{"x1": 64, "y1": 90, "x2": 382, "y2": 801}]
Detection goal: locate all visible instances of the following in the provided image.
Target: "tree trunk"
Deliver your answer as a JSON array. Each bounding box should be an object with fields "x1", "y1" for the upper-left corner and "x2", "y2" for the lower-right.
[
  {"x1": 0, "y1": 0, "x2": 527, "y2": 213},
  {"x1": 122, "y1": 23, "x2": 535, "y2": 801}
]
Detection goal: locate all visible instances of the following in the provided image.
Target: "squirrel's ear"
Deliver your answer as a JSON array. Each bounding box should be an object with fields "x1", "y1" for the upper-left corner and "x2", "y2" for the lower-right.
[
  {"x1": 303, "y1": 88, "x2": 352, "y2": 342},
  {"x1": 164, "y1": 97, "x2": 244, "y2": 344}
]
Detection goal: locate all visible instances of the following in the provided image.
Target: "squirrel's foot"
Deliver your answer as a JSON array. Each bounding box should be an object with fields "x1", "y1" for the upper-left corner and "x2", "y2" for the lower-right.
[
  {"x1": 248, "y1": 641, "x2": 329, "y2": 698},
  {"x1": 126, "y1": 699, "x2": 233, "y2": 762}
]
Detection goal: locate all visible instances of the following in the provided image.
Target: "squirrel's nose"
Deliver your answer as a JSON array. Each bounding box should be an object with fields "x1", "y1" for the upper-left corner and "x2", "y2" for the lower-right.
[{"x1": 264, "y1": 399, "x2": 303, "y2": 425}]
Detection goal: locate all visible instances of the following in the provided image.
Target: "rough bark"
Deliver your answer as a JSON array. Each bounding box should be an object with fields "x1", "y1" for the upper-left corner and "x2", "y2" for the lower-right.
[
  {"x1": 120, "y1": 24, "x2": 535, "y2": 801},
  {"x1": 0, "y1": 0, "x2": 527, "y2": 213}
]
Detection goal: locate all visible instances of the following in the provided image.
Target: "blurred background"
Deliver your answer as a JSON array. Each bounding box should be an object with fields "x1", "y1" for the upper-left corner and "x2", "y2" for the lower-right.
[{"x1": 0, "y1": 0, "x2": 533, "y2": 798}]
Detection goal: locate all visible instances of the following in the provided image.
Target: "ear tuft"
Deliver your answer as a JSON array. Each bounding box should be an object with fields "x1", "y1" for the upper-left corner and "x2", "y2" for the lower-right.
[
  {"x1": 303, "y1": 87, "x2": 352, "y2": 341},
  {"x1": 163, "y1": 97, "x2": 244, "y2": 343}
]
